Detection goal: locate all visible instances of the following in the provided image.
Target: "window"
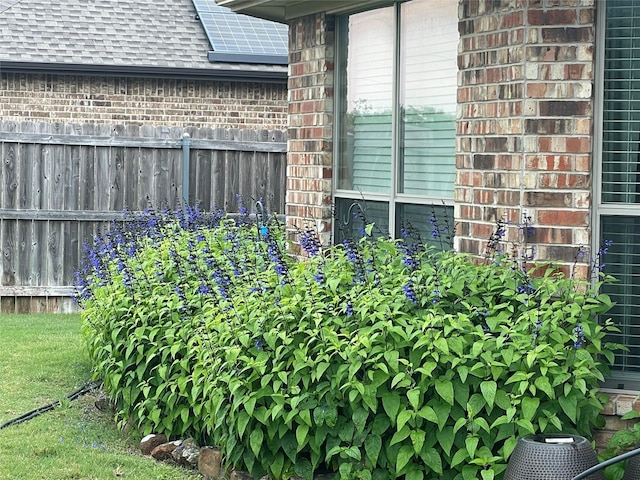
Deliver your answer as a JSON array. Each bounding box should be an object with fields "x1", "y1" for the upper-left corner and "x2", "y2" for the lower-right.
[
  {"x1": 597, "y1": 0, "x2": 640, "y2": 387},
  {"x1": 334, "y1": 0, "x2": 459, "y2": 243}
]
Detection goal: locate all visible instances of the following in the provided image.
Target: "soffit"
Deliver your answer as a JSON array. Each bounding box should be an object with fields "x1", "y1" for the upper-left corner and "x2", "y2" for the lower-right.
[{"x1": 216, "y1": 0, "x2": 403, "y2": 22}]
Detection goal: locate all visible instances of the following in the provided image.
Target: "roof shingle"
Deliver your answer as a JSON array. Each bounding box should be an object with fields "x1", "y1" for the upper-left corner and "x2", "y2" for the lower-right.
[{"x1": 0, "y1": 0, "x2": 287, "y2": 77}]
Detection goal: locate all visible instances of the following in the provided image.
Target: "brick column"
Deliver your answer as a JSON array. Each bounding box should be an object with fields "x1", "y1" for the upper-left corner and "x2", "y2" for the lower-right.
[
  {"x1": 456, "y1": 0, "x2": 596, "y2": 273},
  {"x1": 286, "y1": 13, "x2": 335, "y2": 249}
]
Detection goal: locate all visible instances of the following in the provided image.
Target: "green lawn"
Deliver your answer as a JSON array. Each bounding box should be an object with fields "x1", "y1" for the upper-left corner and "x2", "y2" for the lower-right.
[{"x1": 0, "y1": 314, "x2": 200, "y2": 480}]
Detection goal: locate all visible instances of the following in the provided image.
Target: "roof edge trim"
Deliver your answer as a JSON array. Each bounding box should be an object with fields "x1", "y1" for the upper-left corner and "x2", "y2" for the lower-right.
[
  {"x1": 208, "y1": 52, "x2": 288, "y2": 65},
  {"x1": 0, "y1": 61, "x2": 288, "y2": 82}
]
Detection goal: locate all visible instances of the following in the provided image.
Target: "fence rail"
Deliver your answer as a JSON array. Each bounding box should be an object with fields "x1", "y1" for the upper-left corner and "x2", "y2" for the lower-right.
[{"x1": 0, "y1": 121, "x2": 287, "y2": 313}]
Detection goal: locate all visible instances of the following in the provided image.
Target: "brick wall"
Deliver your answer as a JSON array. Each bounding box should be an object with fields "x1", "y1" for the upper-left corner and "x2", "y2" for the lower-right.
[
  {"x1": 286, "y1": 13, "x2": 334, "y2": 248},
  {"x1": 594, "y1": 392, "x2": 640, "y2": 451},
  {"x1": 456, "y1": 0, "x2": 595, "y2": 275},
  {"x1": 0, "y1": 73, "x2": 288, "y2": 129}
]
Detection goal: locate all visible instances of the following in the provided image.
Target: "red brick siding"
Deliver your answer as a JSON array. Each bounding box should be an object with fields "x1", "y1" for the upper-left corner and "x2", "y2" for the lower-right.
[
  {"x1": 0, "y1": 73, "x2": 288, "y2": 129},
  {"x1": 286, "y1": 12, "x2": 334, "y2": 248},
  {"x1": 456, "y1": 0, "x2": 596, "y2": 265}
]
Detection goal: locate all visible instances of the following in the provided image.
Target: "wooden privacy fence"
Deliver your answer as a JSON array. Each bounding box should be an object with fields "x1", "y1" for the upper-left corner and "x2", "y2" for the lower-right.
[{"x1": 0, "y1": 121, "x2": 287, "y2": 313}]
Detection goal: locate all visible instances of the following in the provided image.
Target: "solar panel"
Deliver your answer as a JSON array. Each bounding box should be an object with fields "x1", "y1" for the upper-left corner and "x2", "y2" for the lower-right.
[
  {"x1": 192, "y1": 0, "x2": 288, "y2": 64},
  {"x1": 0, "y1": 0, "x2": 22, "y2": 13}
]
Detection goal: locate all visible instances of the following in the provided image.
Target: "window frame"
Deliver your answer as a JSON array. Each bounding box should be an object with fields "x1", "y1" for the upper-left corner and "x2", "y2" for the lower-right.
[
  {"x1": 332, "y1": 0, "x2": 456, "y2": 242},
  {"x1": 594, "y1": 0, "x2": 640, "y2": 389}
]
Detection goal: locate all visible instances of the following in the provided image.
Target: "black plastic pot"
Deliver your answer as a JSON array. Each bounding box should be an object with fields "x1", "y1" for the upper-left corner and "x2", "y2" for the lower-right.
[{"x1": 504, "y1": 434, "x2": 604, "y2": 480}]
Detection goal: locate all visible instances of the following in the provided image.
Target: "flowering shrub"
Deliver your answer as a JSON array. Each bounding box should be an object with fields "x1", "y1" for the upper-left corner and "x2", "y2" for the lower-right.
[{"x1": 78, "y1": 206, "x2": 620, "y2": 480}]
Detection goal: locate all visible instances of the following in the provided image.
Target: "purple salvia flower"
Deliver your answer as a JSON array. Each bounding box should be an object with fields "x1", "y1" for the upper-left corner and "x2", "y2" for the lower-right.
[
  {"x1": 345, "y1": 302, "x2": 354, "y2": 316},
  {"x1": 299, "y1": 228, "x2": 321, "y2": 256},
  {"x1": 403, "y1": 280, "x2": 418, "y2": 304}
]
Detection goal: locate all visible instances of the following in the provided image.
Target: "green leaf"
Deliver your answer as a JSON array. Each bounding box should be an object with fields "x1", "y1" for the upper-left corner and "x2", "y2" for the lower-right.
[
  {"x1": 480, "y1": 381, "x2": 497, "y2": 410},
  {"x1": 417, "y1": 405, "x2": 438, "y2": 424},
  {"x1": 558, "y1": 394, "x2": 578, "y2": 423},
  {"x1": 434, "y1": 337, "x2": 449, "y2": 355},
  {"x1": 294, "y1": 458, "x2": 313, "y2": 480},
  {"x1": 521, "y1": 397, "x2": 540, "y2": 421},
  {"x1": 451, "y1": 448, "x2": 469, "y2": 468},
  {"x1": 396, "y1": 445, "x2": 415, "y2": 474},
  {"x1": 343, "y1": 446, "x2": 361, "y2": 461},
  {"x1": 410, "y1": 429, "x2": 426, "y2": 455},
  {"x1": 353, "y1": 407, "x2": 368, "y2": 434},
  {"x1": 249, "y1": 428, "x2": 263, "y2": 457},
  {"x1": 391, "y1": 426, "x2": 411, "y2": 446},
  {"x1": 454, "y1": 417, "x2": 468, "y2": 433},
  {"x1": 296, "y1": 424, "x2": 310, "y2": 450},
  {"x1": 421, "y1": 447, "x2": 443, "y2": 474},
  {"x1": 516, "y1": 418, "x2": 536, "y2": 435},
  {"x1": 365, "y1": 223, "x2": 374, "y2": 236},
  {"x1": 458, "y1": 365, "x2": 469, "y2": 383},
  {"x1": 432, "y1": 401, "x2": 451, "y2": 431},
  {"x1": 502, "y1": 436, "x2": 518, "y2": 458},
  {"x1": 365, "y1": 434, "x2": 382, "y2": 466},
  {"x1": 397, "y1": 409, "x2": 413, "y2": 432},
  {"x1": 435, "y1": 379, "x2": 454, "y2": 406},
  {"x1": 371, "y1": 414, "x2": 391, "y2": 435},
  {"x1": 314, "y1": 362, "x2": 330, "y2": 380},
  {"x1": 270, "y1": 453, "x2": 285, "y2": 479},
  {"x1": 436, "y1": 426, "x2": 454, "y2": 456},
  {"x1": 534, "y1": 376, "x2": 554, "y2": 399},
  {"x1": 494, "y1": 390, "x2": 511, "y2": 410},
  {"x1": 481, "y1": 469, "x2": 495, "y2": 480},
  {"x1": 463, "y1": 465, "x2": 480, "y2": 480},
  {"x1": 407, "y1": 388, "x2": 421, "y2": 411},
  {"x1": 237, "y1": 411, "x2": 251, "y2": 438},
  {"x1": 245, "y1": 396, "x2": 256, "y2": 416},
  {"x1": 282, "y1": 433, "x2": 298, "y2": 462},
  {"x1": 473, "y1": 417, "x2": 491, "y2": 433},
  {"x1": 406, "y1": 470, "x2": 424, "y2": 480},
  {"x1": 621, "y1": 411, "x2": 640, "y2": 420},
  {"x1": 363, "y1": 383, "x2": 378, "y2": 412},
  {"x1": 385, "y1": 350, "x2": 399, "y2": 372},
  {"x1": 466, "y1": 436, "x2": 479, "y2": 458},
  {"x1": 382, "y1": 391, "x2": 401, "y2": 422}
]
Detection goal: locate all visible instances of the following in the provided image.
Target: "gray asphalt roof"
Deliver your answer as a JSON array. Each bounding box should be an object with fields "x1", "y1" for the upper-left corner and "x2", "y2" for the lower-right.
[{"x1": 0, "y1": 0, "x2": 287, "y2": 78}]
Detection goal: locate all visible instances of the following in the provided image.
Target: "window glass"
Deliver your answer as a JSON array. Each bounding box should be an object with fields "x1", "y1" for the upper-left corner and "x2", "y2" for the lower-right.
[
  {"x1": 336, "y1": 7, "x2": 394, "y2": 193},
  {"x1": 335, "y1": 0, "x2": 458, "y2": 242},
  {"x1": 600, "y1": 216, "x2": 640, "y2": 374},
  {"x1": 602, "y1": 1, "x2": 640, "y2": 203},
  {"x1": 600, "y1": 0, "x2": 640, "y2": 381},
  {"x1": 399, "y1": 0, "x2": 458, "y2": 197},
  {"x1": 334, "y1": 198, "x2": 390, "y2": 243},
  {"x1": 395, "y1": 203, "x2": 454, "y2": 249}
]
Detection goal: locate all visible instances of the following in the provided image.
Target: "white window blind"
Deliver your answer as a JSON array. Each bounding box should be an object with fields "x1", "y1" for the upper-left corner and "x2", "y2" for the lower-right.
[{"x1": 400, "y1": 0, "x2": 457, "y2": 197}]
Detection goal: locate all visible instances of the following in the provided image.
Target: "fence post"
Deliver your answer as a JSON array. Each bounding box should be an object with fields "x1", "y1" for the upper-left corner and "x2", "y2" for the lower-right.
[{"x1": 181, "y1": 133, "x2": 190, "y2": 212}]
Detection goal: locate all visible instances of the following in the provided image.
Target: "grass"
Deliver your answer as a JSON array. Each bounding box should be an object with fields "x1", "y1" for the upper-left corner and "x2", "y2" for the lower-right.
[{"x1": 0, "y1": 314, "x2": 201, "y2": 480}]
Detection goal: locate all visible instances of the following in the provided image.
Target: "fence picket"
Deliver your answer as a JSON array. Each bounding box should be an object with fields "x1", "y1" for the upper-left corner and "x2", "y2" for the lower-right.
[{"x1": 0, "y1": 122, "x2": 287, "y2": 312}]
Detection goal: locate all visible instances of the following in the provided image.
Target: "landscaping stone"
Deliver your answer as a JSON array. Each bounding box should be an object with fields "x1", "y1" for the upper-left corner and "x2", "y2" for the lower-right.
[
  {"x1": 140, "y1": 433, "x2": 167, "y2": 455},
  {"x1": 199, "y1": 446, "x2": 223, "y2": 479},
  {"x1": 171, "y1": 437, "x2": 200, "y2": 467},
  {"x1": 315, "y1": 474, "x2": 335, "y2": 480},
  {"x1": 94, "y1": 392, "x2": 114, "y2": 412},
  {"x1": 151, "y1": 440, "x2": 182, "y2": 461},
  {"x1": 230, "y1": 469, "x2": 254, "y2": 480}
]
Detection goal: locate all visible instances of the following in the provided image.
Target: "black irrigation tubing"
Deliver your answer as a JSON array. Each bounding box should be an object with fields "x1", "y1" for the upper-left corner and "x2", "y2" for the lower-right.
[{"x1": 0, "y1": 381, "x2": 100, "y2": 430}]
